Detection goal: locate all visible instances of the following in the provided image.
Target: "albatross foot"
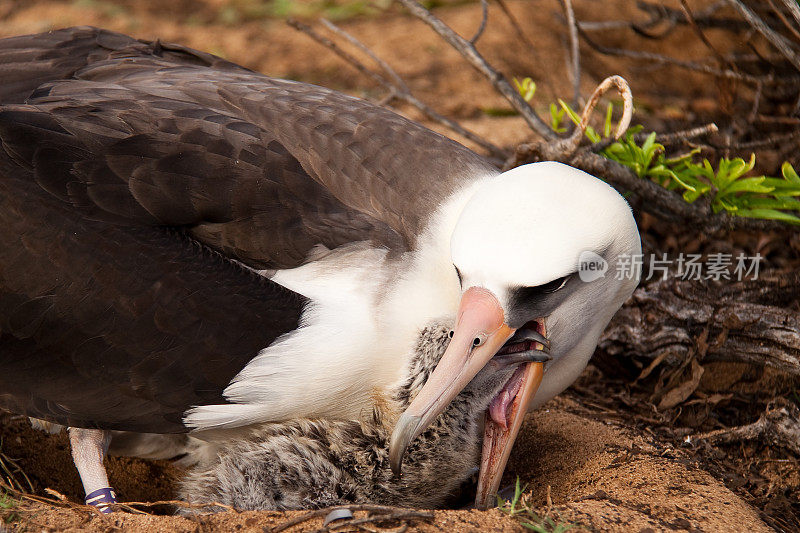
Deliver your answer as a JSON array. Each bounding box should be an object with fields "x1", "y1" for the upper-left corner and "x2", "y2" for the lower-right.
[
  {"x1": 68, "y1": 428, "x2": 117, "y2": 512},
  {"x1": 84, "y1": 487, "x2": 117, "y2": 513}
]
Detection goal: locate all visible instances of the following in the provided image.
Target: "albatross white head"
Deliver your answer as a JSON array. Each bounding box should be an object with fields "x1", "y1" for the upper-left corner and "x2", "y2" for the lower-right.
[{"x1": 389, "y1": 161, "x2": 641, "y2": 508}]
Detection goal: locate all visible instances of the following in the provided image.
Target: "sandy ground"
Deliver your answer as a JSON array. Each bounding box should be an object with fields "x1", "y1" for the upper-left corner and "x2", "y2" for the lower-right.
[
  {"x1": 0, "y1": 1, "x2": 797, "y2": 531},
  {"x1": 0, "y1": 396, "x2": 772, "y2": 532}
]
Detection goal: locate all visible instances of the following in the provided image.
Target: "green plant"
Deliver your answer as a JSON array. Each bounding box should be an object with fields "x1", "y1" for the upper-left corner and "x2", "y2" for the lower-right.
[
  {"x1": 0, "y1": 490, "x2": 20, "y2": 524},
  {"x1": 559, "y1": 100, "x2": 800, "y2": 224},
  {"x1": 549, "y1": 103, "x2": 568, "y2": 134},
  {"x1": 497, "y1": 478, "x2": 577, "y2": 533},
  {"x1": 512, "y1": 81, "x2": 800, "y2": 224},
  {"x1": 514, "y1": 77, "x2": 537, "y2": 103}
]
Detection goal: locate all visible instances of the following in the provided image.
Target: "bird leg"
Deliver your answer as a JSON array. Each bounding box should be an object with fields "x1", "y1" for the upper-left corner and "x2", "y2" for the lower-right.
[{"x1": 68, "y1": 428, "x2": 117, "y2": 513}]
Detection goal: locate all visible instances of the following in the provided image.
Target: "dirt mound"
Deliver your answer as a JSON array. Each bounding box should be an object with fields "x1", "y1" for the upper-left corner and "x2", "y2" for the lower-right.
[{"x1": 0, "y1": 396, "x2": 770, "y2": 532}]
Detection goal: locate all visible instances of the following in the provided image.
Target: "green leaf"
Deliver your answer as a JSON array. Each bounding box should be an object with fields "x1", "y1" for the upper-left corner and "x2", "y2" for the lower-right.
[
  {"x1": 641, "y1": 131, "x2": 657, "y2": 155},
  {"x1": 585, "y1": 125, "x2": 601, "y2": 144},
  {"x1": 782, "y1": 161, "x2": 800, "y2": 184},
  {"x1": 719, "y1": 176, "x2": 773, "y2": 195},
  {"x1": 604, "y1": 102, "x2": 613, "y2": 138},
  {"x1": 559, "y1": 99, "x2": 582, "y2": 127},
  {"x1": 513, "y1": 77, "x2": 537, "y2": 102},
  {"x1": 760, "y1": 178, "x2": 800, "y2": 196},
  {"x1": 683, "y1": 189, "x2": 705, "y2": 203},
  {"x1": 733, "y1": 208, "x2": 800, "y2": 223},
  {"x1": 735, "y1": 196, "x2": 800, "y2": 210},
  {"x1": 549, "y1": 103, "x2": 566, "y2": 133},
  {"x1": 713, "y1": 154, "x2": 756, "y2": 190}
]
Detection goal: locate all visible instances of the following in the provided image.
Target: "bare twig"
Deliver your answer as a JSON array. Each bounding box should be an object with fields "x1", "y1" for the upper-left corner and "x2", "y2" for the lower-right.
[
  {"x1": 470, "y1": 0, "x2": 488, "y2": 44},
  {"x1": 755, "y1": 113, "x2": 800, "y2": 125},
  {"x1": 316, "y1": 509, "x2": 433, "y2": 533},
  {"x1": 286, "y1": 19, "x2": 386, "y2": 89},
  {"x1": 114, "y1": 498, "x2": 239, "y2": 513},
  {"x1": 648, "y1": 122, "x2": 719, "y2": 145},
  {"x1": 0, "y1": 446, "x2": 34, "y2": 494},
  {"x1": 591, "y1": 123, "x2": 719, "y2": 153},
  {"x1": 582, "y1": 76, "x2": 633, "y2": 139},
  {"x1": 579, "y1": 28, "x2": 777, "y2": 86},
  {"x1": 396, "y1": 0, "x2": 557, "y2": 141},
  {"x1": 320, "y1": 19, "x2": 409, "y2": 92},
  {"x1": 729, "y1": 128, "x2": 800, "y2": 149},
  {"x1": 767, "y1": 0, "x2": 800, "y2": 44},
  {"x1": 287, "y1": 18, "x2": 508, "y2": 160},
  {"x1": 679, "y1": 0, "x2": 732, "y2": 69},
  {"x1": 578, "y1": 1, "x2": 742, "y2": 33},
  {"x1": 494, "y1": 0, "x2": 558, "y2": 98},
  {"x1": 780, "y1": 0, "x2": 800, "y2": 29},
  {"x1": 561, "y1": 0, "x2": 581, "y2": 107},
  {"x1": 692, "y1": 402, "x2": 800, "y2": 455},
  {"x1": 725, "y1": 0, "x2": 800, "y2": 73},
  {"x1": 270, "y1": 504, "x2": 434, "y2": 533}
]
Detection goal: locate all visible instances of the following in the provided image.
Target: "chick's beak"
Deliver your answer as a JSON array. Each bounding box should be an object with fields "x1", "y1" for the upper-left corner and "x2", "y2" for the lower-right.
[
  {"x1": 389, "y1": 287, "x2": 514, "y2": 476},
  {"x1": 388, "y1": 286, "x2": 548, "y2": 509}
]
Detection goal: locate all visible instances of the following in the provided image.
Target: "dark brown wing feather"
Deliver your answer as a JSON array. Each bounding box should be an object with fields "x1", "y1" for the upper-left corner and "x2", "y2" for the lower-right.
[
  {"x1": 0, "y1": 26, "x2": 495, "y2": 268},
  {"x1": 0, "y1": 158, "x2": 306, "y2": 431},
  {"x1": 0, "y1": 27, "x2": 495, "y2": 431}
]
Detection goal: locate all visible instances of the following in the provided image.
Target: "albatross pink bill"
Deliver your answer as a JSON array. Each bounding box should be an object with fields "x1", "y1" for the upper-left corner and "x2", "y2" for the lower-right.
[{"x1": 475, "y1": 360, "x2": 544, "y2": 509}]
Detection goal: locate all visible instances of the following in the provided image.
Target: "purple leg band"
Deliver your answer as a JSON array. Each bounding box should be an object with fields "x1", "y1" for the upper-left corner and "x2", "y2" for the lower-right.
[{"x1": 84, "y1": 487, "x2": 117, "y2": 513}]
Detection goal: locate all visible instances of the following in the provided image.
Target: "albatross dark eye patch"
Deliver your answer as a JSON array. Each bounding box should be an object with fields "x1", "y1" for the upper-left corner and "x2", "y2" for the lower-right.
[
  {"x1": 506, "y1": 274, "x2": 574, "y2": 328},
  {"x1": 510, "y1": 274, "x2": 572, "y2": 305}
]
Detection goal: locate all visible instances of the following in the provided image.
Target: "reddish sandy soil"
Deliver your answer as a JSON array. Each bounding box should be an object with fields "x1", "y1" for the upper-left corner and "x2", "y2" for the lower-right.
[
  {"x1": 0, "y1": 1, "x2": 797, "y2": 531},
  {"x1": 0, "y1": 397, "x2": 773, "y2": 532}
]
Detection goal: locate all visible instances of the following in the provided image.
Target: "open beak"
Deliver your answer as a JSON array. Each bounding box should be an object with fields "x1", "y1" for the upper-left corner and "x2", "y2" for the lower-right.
[
  {"x1": 475, "y1": 354, "x2": 544, "y2": 509},
  {"x1": 388, "y1": 287, "x2": 548, "y2": 508}
]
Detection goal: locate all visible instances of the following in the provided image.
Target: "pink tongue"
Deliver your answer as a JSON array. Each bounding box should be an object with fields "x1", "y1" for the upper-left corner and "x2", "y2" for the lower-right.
[{"x1": 488, "y1": 366, "x2": 526, "y2": 428}]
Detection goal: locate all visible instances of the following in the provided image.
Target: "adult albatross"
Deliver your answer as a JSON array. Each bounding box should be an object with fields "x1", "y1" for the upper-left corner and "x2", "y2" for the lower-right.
[{"x1": 0, "y1": 27, "x2": 640, "y2": 510}]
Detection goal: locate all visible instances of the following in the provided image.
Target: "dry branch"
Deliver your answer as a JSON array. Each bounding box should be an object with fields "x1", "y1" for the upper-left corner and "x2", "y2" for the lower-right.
[
  {"x1": 494, "y1": 0, "x2": 558, "y2": 98},
  {"x1": 592, "y1": 123, "x2": 719, "y2": 153},
  {"x1": 287, "y1": 18, "x2": 508, "y2": 160},
  {"x1": 578, "y1": 28, "x2": 773, "y2": 86},
  {"x1": 780, "y1": 0, "x2": 800, "y2": 29},
  {"x1": 561, "y1": 0, "x2": 581, "y2": 107},
  {"x1": 270, "y1": 504, "x2": 434, "y2": 533},
  {"x1": 725, "y1": 0, "x2": 800, "y2": 73},
  {"x1": 578, "y1": 1, "x2": 746, "y2": 34},
  {"x1": 692, "y1": 401, "x2": 800, "y2": 455},
  {"x1": 599, "y1": 274, "x2": 800, "y2": 378},
  {"x1": 470, "y1": 0, "x2": 488, "y2": 44},
  {"x1": 396, "y1": 0, "x2": 557, "y2": 141}
]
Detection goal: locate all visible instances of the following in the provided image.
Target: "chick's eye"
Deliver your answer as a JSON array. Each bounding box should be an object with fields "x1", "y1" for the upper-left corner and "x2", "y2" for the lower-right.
[{"x1": 454, "y1": 265, "x2": 463, "y2": 286}]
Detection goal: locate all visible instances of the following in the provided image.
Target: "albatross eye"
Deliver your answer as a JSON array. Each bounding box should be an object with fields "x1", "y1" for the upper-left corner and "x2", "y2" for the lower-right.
[{"x1": 538, "y1": 275, "x2": 571, "y2": 294}]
